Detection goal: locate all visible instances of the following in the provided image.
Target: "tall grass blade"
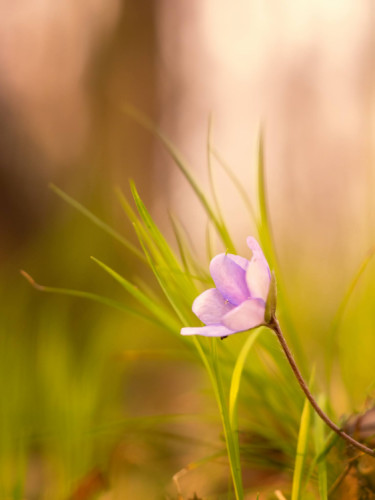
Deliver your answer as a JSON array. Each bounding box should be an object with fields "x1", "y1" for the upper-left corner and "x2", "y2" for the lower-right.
[
  {"x1": 130, "y1": 181, "x2": 182, "y2": 268},
  {"x1": 20, "y1": 270, "x2": 156, "y2": 323},
  {"x1": 50, "y1": 184, "x2": 145, "y2": 261},
  {"x1": 291, "y1": 375, "x2": 313, "y2": 500},
  {"x1": 90, "y1": 256, "x2": 180, "y2": 334},
  {"x1": 229, "y1": 329, "x2": 262, "y2": 430},
  {"x1": 211, "y1": 339, "x2": 244, "y2": 500},
  {"x1": 314, "y1": 395, "x2": 328, "y2": 500},
  {"x1": 168, "y1": 212, "x2": 198, "y2": 281}
]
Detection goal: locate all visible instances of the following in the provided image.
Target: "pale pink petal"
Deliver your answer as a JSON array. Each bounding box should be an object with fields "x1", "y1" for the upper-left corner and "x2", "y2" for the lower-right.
[
  {"x1": 181, "y1": 324, "x2": 236, "y2": 337},
  {"x1": 221, "y1": 298, "x2": 265, "y2": 331},
  {"x1": 245, "y1": 237, "x2": 271, "y2": 301},
  {"x1": 246, "y1": 236, "x2": 265, "y2": 258},
  {"x1": 192, "y1": 288, "x2": 235, "y2": 325},
  {"x1": 209, "y1": 254, "x2": 250, "y2": 305}
]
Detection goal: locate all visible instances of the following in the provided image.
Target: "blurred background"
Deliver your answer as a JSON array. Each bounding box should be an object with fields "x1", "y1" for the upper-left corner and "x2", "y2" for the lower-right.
[{"x1": 1, "y1": 1, "x2": 375, "y2": 498}]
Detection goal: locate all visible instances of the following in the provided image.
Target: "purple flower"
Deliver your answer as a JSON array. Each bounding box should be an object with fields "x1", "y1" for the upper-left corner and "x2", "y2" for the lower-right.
[{"x1": 181, "y1": 237, "x2": 271, "y2": 338}]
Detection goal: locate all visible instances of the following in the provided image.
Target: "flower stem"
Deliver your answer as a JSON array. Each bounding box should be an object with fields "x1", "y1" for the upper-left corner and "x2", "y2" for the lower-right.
[{"x1": 269, "y1": 315, "x2": 375, "y2": 458}]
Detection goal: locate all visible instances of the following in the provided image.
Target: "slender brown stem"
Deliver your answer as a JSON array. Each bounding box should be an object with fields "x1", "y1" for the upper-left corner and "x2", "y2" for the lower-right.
[{"x1": 269, "y1": 315, "x2": 375, "y2": 458}]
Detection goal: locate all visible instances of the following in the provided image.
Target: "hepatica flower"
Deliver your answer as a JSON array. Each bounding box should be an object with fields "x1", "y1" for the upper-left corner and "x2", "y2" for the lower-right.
[
  {"x1": 180, "y1": 236, "x2": 375, "y2": 459},
  {"x1": 181, "y1": 237, "x2": 271, "y2": 338}
]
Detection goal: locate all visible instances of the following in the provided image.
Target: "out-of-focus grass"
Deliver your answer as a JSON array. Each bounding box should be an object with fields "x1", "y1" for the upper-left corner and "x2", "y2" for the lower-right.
[
  {"x1": 0, "y1": 202, "x2": 208, "y2": 499},
  {"x1": 2, "y1": 117, "x2": 375, "y2": 499}
]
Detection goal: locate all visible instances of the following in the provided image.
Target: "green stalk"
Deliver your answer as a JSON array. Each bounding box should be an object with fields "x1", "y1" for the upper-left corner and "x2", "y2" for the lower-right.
[{"x1": 210, "y1": 339, "x2": 244, "y2": 500}]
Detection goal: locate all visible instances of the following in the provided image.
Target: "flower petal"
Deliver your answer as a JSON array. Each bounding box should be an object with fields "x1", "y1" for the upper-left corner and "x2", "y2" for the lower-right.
[
  {"x1": 227, "y1": 254, "x2": 249, "y2": 271},
  {"x1": 246, "y1": 237, "x2": 271, "y2": 301},
  {"x1": 181, "y1": 324, "x2": 236, "y2": 337},
  {"x1": 246, "y1": 236, "x2": 265, "y2": 258},
  {"x1": 209, "y1": 254, "x2": 250, "y2": 305},
  {"x1": 221, "y1": 298, "x2": 265, "y2": 331},
  {"x1": 192, "y1": 288, "x2": 235, "y2": 325}
]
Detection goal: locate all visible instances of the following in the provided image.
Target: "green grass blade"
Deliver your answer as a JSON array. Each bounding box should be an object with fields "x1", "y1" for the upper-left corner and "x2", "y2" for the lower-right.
[
  {"x1": 211, "y1": 339, "x2": 244, "y2": 500},
  {"x1": 20, "y1": 270, "x2": 154, "y2": 322},
  {"x1": 257, "y1": 132, "x2": 273, "y2": 263},
  {"x1": 130, "y1": 181, "x2": 181, "y2": 268},
  {"x1": 314, "y1": 395, "x2": 328, "y2": 500},
  {"x1": 132, "y1": 224, "x2": 192, "y2": 326},
  {"x1": 129, "y1": 185, "x2": 199, "y2": 316},
  {"x1": 227, "y1": 329, "x2": 262, "y2": 500},
  {"x1": 122, "y1": 104, "x2": 235, "y2": 252},
  {"x1": 229, "y1": 329, "x2": 262, "y2": 430},
  {"x1": 168, "y1": 212, "x2": 194, "y2": 278},
  {"x1": 90, "y1": 256, "x2": 181, "y2": 334},
  {"x1": 168, "y1": 215, "x2": 211, "y2": 285},
  {"x1": 116, "y1": 186, "x2": 166, "y2": 268},
  {"x1": 291, "y1": 374, "x2": 314, "y2": 500},
  {"x1": 50, "y1": 184, "x2": 145, "y2": 261}
]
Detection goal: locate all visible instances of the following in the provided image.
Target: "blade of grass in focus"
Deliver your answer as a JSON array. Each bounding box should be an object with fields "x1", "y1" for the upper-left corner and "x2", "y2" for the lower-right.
[
  {"x1": 229, "y1": 329, "x2": 263, "y2": 430},
  {"x1": 168, "y1": 212, "x2": 211, "y2": 284},
  {"x1": 90, "y1": 256, "x2": 181, "y2": 334},
  {"x1": 228, "y1": 328, "x2": 262, "y2": 496},
  {"x1": 291, "y1": 373, "x2": 313, "y2": 500},
  {"x1": 20, "y1": 270, "x2": 163, "y2": 327},
  {"x1": 210, "y1": 339, "x2": 244, "y2": 500},
  {"x1": 314, "y1": 395, "x2": 328, "y2": 500}
]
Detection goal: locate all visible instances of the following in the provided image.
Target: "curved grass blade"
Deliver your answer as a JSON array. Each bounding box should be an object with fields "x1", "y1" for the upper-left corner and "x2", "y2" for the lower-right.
[
  {"x1": 211, "y1": 339, "x2": 244, "y2": 500},
  {"x1": 256, "y1": 132, "x2": 273, "y2": 263},
  {"x1": 122, "y1": 104, "x2": 235, "y2": 252},
  {"x1": 90, "y1": 257, "x2": 180, "y2": 334},
  {"x1": 227, "y1": 329, "x2": 262, "y2": 500},
  {"x1": 314, "y1": 395, "x2": 328, "y2": 500},
  {"x1": 229, "y1": 329, "x2": 262, "y2": 430},
  {"x1": 132, "y1": 224, "x2": 191, "y2": 326},
  {"x1": 169, "y1": 213, "x2": 191, "y2": 276},
  {"x1": 50, "y1": 184, "x2": 145, "y2": 262},
  {"x1": 19, "y1": 271, "x2": 180, "y2": 335},
  {"x1": 115, "y1": 186, "x2": 165, "y2": 267},
  {"x1": 291, "y1": 372, "x2": 314, "y2": 500},
  {"x1": 129, "y1": 185, "x2": 201, "y2": 315},
  {"x1": 20, "y1": 270, "x2": 154, "y2": 322},
  {"x1": 130, "y1": 181, "x2": 182, "y2": 269}
]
